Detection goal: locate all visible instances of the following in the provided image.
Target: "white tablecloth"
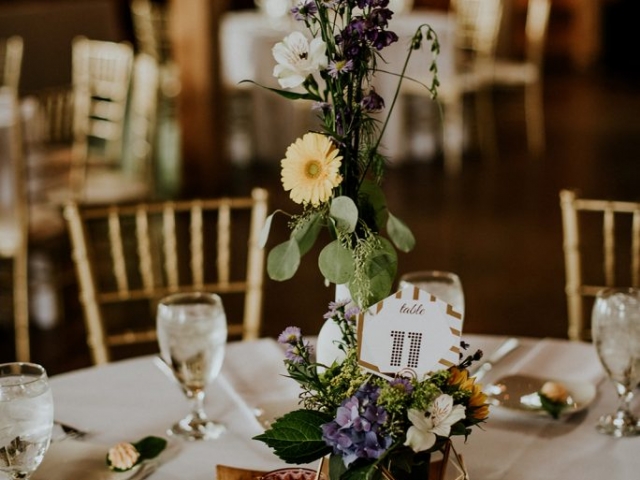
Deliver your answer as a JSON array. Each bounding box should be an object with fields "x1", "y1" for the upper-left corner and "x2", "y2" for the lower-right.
[
  {"x1": 220, "y1": 9, "x2": 454, "y2": 164},
  {"x1": 39, "y1": 335, "x2": 640, "y2": 480}
]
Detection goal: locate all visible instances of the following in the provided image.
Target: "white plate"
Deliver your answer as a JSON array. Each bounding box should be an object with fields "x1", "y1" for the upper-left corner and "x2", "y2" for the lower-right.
[{"x1": 485, "y1": 374, "x2": 597, "y2": 418}]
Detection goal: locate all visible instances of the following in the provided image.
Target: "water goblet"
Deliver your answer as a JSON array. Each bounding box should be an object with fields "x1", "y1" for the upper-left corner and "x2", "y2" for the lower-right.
[
  {"x1": 592, "y1": 287, "x2": 640, "y2": 437},
  {"x1": 0, "y1": 363, "x2": 54, "y2": 479},
  {"x1": 156, "y1": 292, "x2": 228, "y2": 440},
  {"x1": 399, "y1": 270, "x2": 465, "y2": 318}
]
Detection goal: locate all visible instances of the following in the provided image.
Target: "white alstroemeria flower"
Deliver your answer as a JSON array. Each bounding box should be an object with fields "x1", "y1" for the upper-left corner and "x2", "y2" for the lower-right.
[
  {"x1": 272, "y1": 31, "x2": 327, "y2": 89},
  {"x1": 404, "y1": 395, "x2": 466, "y2": 453}
]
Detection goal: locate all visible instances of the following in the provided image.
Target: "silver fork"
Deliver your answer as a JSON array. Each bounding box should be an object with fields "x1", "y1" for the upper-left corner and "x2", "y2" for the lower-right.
[{"x1": 53, "y1": 421, "x2": 89, "y2": 441}]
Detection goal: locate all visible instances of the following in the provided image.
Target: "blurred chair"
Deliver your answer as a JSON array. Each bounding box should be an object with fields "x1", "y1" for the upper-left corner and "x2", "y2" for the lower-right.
[
  {"x1": 130, "y1": 0, "x2": 182, "y2": 197},
  {"x1": 0, "y1": 36, "x2": 23, "y2": 91},
  {"x1": 402, "y1": 0, "x2": 503, "y2": 173},
  {"x1": 123, "y1": 53, "x2": 160, "y2": 195},
  {"x1": 484, "y1": 0, "x2": 551, "y2": 157},
  {"x1": 0, "y1": 87, "x2": 29, "y2": 361},
  {"x1": 47, "y1": 37, "x2": 151, "y2": 206},
  {"x1": 63, "y1": 188, "x2": 269, "y2": 365},
  {"x1": 560, "y1": 189, "x2": 640, "y2": 342}
]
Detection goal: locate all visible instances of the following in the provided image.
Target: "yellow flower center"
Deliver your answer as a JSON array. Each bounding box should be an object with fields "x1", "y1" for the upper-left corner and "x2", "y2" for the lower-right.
[{"x1": 305, "y1": 160, "x2": 322, "y2": 179}]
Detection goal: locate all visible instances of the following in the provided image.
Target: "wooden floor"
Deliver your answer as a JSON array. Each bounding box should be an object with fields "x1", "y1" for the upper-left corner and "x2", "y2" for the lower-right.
[{"x1": 2, "y1": 65, "x2": 639, "y2": 375}]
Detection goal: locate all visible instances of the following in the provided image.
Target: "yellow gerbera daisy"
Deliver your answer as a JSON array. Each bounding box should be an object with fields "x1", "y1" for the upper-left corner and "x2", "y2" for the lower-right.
[{"x1": 281, "y1": 132, "x2": 343, "y2": 206}]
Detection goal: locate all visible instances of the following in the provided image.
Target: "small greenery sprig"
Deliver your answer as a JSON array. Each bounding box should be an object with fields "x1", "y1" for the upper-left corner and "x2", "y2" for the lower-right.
[{"x1": 254, "y1": 0, "x2": 441, "y2": 309}]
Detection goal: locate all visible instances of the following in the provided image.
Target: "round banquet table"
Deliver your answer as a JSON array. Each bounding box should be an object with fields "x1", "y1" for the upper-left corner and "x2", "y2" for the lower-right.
[{"x1": 39, "y1": 335, "x2": 640, "y2": 480}]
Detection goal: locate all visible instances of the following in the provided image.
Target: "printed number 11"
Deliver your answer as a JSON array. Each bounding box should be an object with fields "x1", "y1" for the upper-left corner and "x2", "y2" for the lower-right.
[{"x1": 390, "y1": 330, "x2": 422, "y2": 368}]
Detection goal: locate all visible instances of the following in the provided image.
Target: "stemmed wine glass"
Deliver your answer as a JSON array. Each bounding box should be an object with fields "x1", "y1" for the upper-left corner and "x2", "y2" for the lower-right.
[
  {"x1": 0, "y1": 363, "x2": 54, "y2": 479},
  {"x1": 592, "y1": 287, "x2": 640, "y2": 437},
  {"x1": 399, "y1": 270, "x2": 465, "y2": 318},
  {"x1": 156, "y1": 292, "x2": 228, "y2": 441}
]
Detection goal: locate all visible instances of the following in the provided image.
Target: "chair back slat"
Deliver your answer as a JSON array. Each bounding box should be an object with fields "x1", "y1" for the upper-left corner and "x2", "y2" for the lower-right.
[
  {"x1": 218, "y1": 202, "x2": 231, "y2": 286},
  {"x1": 603, "y1": 208, "x2": 615, "y2": 287},
  {"x1": 560, "y1": 189, "x2": 640, "y2": 341},
  {"x1": 108, "y1": 210, "x2": 129, "y2": 293},
  {"x1": 136, "y1": 207, "x2": 155, "y2": 293},
  {"x1": 163, "y1": 204, "x2": 179, "y2": 289},
  {"x1": 190, "y1": 202, "x2": 204, "y2": 288},
  {"x1": 633, "y1": 210, "x2": 640, "y2": 287}
]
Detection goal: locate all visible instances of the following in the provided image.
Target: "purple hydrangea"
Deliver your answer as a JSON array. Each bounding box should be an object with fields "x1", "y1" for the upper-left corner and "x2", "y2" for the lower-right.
[{"x1": 321, "y1": 384, "x2": 393, "y2": 466}]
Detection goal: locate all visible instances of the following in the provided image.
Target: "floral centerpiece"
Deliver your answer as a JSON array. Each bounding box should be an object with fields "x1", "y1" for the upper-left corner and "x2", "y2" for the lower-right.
[
  {"x1": 251, "y1": 2, "x2": 488, "y2": 479},
  {"x1": 254, "y1": 304, "x2": 488, "y2": 480},
  {"x1": 255, "y1": 0, "x2": 440, "y2": 307}
]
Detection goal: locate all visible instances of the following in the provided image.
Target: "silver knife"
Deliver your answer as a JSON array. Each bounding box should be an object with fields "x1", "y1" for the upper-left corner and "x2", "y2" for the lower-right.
[{"x1": 470, "y1": 337, "x2": 520, "y2": 383}]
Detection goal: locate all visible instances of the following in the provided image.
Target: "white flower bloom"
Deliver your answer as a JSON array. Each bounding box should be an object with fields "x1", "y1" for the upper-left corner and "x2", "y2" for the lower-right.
[
  {"x1": 404, "y1": 395, "x2": 466, "y2": 453},
  {"x1": 273, "y1": 31, "x2": 327, "y2": 89}
]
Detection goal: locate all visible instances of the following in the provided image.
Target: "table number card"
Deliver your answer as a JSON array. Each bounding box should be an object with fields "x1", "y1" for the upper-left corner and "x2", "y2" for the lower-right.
[{"x1": 356, "y1": 286, "x2": 462, "y2": 380}]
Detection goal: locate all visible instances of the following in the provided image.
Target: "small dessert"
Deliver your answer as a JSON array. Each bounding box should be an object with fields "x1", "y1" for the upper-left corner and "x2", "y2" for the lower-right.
[
  {"x1": 540, "y1": 381, "x2": 569, "y2": 404},
  {"x1": 538, "y1": 381, "x2": 570, "y2": 419}
]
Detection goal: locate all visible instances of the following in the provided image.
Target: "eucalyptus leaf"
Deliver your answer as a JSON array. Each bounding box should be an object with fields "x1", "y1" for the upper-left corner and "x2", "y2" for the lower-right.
[
  {"x1": 318, "y1": 240, "x2": 355, "y2": 284},
  {"x1": 258, "y1": 212, "x2": 276, "y2": 248},
  {"x1": 292, "y1": 213, "x2": 323, "y2": 256},
  {"x1": 267, "y1": 240, "x2": 301, "y2": 281},
  {"x1": 358, "y1": 181, "x2": 388, "y2": 231},
  {"x1": 253, "y1": 410, "x2": 332, "y2": 464},
  {"x1": 330, "y1": 196, "x2": 358, "y2": 233},
  {"x1": 386, "y1": 213, "x2": 416, "y2": 253},
  {"x1": 359, "y1": 239, "x2": 398, "y2": 305}
]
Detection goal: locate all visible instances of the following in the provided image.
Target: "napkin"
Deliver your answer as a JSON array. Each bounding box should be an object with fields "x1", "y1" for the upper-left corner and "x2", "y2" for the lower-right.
[
  {"x1": 33, "y1": 438, "x2": 175, "y2": 480},
  {"x1": 506, "y1": 338, "x2": 605, "y2": 385}
]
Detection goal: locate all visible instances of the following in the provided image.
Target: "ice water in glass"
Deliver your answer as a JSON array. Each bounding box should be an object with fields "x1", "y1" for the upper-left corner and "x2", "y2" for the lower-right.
[
  {"x1": 0, "y1": 363, "x2": 54, "y2": 479},
  {"x1": 592, "y1": 288, "x2": 640, "y2": 436},
  {"x1": 157, "y1": 292, "x2": 228, "y2": 440}
]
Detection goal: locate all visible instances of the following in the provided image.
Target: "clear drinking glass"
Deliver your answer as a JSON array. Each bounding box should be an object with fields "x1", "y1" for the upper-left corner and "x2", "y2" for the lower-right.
[
  {"x1": 0, "y1": 363, "x2": 54, "y2": 479},
  {"x1": 156, "y1": 292, "x2": 228, "y2": 440},
  {"x1": 399, "y1": 270, "x2": 465, "y2": 318},
  {"x1": 592, "y1": 288, "x2": 640, "y2": 437}
]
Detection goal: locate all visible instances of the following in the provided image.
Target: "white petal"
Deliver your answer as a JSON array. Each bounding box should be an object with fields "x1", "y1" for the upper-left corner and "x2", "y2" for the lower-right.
[{"x1": 405, "y1": 426, "x2": 436, "y2": 453}]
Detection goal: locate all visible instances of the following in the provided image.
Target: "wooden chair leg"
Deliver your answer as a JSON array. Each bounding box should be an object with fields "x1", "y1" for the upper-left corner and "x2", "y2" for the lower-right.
[
  {"x1": 475, "y1": 86, "x2": 498, "y2": 163},
  {"x1": 525, "y1": 80, "x2": 545, "y2": 157},
  {"x1": 443, "y1": 94, "x2": 464, "y2": 175}
]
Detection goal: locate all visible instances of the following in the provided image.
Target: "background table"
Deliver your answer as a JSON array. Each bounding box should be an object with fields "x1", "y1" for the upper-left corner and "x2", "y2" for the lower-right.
[
  {"x1": 42, "y1": 335, "x2": 640, "y2": 479},
  {"x1": 220, "y1": 9, "x2": 454, "y2": 164}
]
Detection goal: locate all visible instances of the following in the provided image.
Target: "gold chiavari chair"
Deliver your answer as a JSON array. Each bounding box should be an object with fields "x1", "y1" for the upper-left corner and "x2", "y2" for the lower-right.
[
  {"x1": 483, "y1": 0, "x2": 551, "y2": 157},
  {"x1": 63, "y1": 188, "x2": 269, "y2": 365},
  {"x1": 0, "y1": 36, "x2": 23, "y2": 91},
  {"x1": 560, "y1": 189, "x2": 640, "y2": 342},
  {"x1": 123, "y1": 53, "x2": 160, "y2": 195},
  {"x1": 47, "y1": 37, "x2": 151, "y2": 206},
  {"x1": 0, "y1": 87, "x2": 29, "y2": 361}
]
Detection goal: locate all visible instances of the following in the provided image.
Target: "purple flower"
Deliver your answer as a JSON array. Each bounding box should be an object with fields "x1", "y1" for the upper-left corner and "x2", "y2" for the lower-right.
[
  {"x1": 278, "y1": 326, "x2": 301, "y2": 345},
  {"x1": 291, "y1": 0, "x2": 318, "y2": 21},
  {"x1": 327, "y1": 59, "x2": 354, "y2": 78},
  {"x1": 344, "y1": 306, "x2": 360, "y2": 322},
  {"x1": 360, "y1": 88, "x2": 385, "y2": 112},
  {"x1": 283, "y1": 338, "x2": 313, "y2": 364},
  {"x1": 322, "y1": 384, "x2": 392, "y2": 467},
  {"x1": 391, "y1": 377, "x2": 414, "y2": 394}
]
